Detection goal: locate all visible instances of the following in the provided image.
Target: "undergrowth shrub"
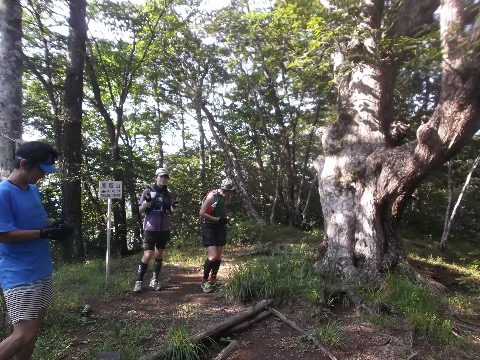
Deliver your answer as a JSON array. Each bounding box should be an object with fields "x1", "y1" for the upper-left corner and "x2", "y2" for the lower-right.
[
  {"x1": 228, "y1": 222, "x2": 317, "y2": 246},
  {"x1": 361, "y1": 273, "x2": 456, "y2": 345},
  {"x1": 51, "y1": 259, "x2": 131, "y2": 314},
  {"x1": 221, "y1": 245, "x2": 318, "y2": 304},
  {"x1": 162, "y1": 325, "x2": 206, "y2": 360},
  {"x1": 89, "y1": 321, "x2": 153, "y2": 359},
  {"x1": 313, "y1": 320, "x2": 343, "y2": 347}
]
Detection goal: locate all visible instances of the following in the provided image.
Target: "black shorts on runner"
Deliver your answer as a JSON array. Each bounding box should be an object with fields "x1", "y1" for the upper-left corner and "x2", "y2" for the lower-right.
[
  {"x1": 143, "y1": 230, "x2": 171, "y2": 251},
  {"x1": 201, "y1": 222, "x2": 227, "y2": 247}
]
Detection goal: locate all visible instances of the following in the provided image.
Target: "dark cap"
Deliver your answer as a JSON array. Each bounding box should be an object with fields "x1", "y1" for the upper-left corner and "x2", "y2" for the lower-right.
[{"x1": 16, "y1": 141, "x2": 59, "y2": 173}]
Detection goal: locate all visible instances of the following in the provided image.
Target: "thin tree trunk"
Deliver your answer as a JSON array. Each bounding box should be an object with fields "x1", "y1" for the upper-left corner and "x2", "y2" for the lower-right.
[
  {"x1": 270, "y1": 170, "x2": 280, "y2": 225},
  {"x1": 62, "y1": 0, "x2": 87, "y2": 262},
  {"x1": 440, "y1": 161, "x2": 453, "y2": 251},
  {"x1": 0, "y1": 0, "x2": 23, "y2": 177},
  {"x1": 302, "y1": 176, "x2": 318, "y2": 228},
  {"x1": 202, "y1": 104, "x2": 265, "y2": 224},
  {"x1": 194, "y1": 99, "x2": 206, "y2": 181},
  {"x1": 440, "y1": 156, "x2": 480, "y2": 251}
]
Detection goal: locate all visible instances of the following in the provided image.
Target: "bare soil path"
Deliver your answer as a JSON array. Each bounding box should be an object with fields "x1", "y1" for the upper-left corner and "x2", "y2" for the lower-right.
[{"x1": 64, "y1": 257, "x2": 480, "y2": 360}]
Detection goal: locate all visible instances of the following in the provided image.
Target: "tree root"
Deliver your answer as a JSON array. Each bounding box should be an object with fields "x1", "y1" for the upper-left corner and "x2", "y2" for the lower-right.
[
  {"x1": 397, "y1": 259, "x2": 445, "y2": 295},
  {"x1": 317, "y1": 284, "x2": 376, "y2": 315},
  {"x1": 268, "y1": 307, "x2": 338, "y2": 360}
]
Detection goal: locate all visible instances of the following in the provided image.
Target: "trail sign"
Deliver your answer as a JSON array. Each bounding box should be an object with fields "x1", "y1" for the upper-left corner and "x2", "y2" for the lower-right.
[
  {"x1": 99, "y1": 181, "x2": 122, "y2": 199},
  {"x1": 98, "y1": 180, "x2": 122, "y2": 288}
]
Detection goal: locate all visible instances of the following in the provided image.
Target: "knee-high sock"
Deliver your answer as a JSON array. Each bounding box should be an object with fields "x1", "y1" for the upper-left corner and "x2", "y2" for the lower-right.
[
  {"x1": 136, "y1": 261, "x2": 148, "y2": 281},
  {"x1": 210, "y1": 259, "x2": 222, "y2": 279},
  {"x1": 153, "y1": 258, "x2": 163, "y2": 280},
  {"x1": 203, "y1": 259, "x2": 214, "y2": 280}
]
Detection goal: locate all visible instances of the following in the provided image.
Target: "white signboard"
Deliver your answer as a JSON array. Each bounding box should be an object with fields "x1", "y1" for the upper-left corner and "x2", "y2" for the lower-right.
[
  {"x1": 98, "y1": 180, "x2": 122, "y2": 288},
  {"x1": 99, "y1": 181, "x2": 123, "y2": 199}
]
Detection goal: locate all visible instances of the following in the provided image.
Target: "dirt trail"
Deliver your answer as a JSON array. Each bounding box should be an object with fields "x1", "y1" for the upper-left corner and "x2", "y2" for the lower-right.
[{"x1": 67, "y1": 260, "x2": 478, "y2": 360}]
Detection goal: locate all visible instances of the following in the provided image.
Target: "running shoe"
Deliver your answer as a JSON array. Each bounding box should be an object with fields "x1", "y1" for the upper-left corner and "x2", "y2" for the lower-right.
[
  {"x1": 133, "y1": 281, "x2": 142, "y2": 293},
  {"x1": 149, "y1": 279, "x2": 162, "y2": 291},
  {"x1": 201, "y1": 280, "x2": 214, "y2": 293}
]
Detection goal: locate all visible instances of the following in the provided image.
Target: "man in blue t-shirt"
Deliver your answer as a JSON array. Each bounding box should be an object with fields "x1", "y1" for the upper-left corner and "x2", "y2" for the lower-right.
[{"x1": 0, "y1": 141, "x2": 73, "y2": 359}]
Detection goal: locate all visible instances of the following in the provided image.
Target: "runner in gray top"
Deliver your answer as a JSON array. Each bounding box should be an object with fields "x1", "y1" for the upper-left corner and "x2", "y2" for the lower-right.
[{"x1": 133, "y1": 168, "x2": 180, "y2": 292}]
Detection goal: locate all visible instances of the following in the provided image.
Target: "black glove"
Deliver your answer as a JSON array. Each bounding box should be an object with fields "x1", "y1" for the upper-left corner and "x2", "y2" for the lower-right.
[
  {"x1": 217, "y1": 217, "x2": 229, "y2": 225},
  {"x1": 142, "y1": 193, "x2": 153, "y2": 208},
  {"x1": 40, "y1": 220, "x2": 73, "y2": 240}
]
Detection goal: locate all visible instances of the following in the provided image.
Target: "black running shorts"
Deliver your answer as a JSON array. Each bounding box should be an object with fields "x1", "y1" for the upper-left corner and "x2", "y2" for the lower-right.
[
  {"x1": 143, "y1": 230, "x2": 170, "y2": 250},
  {"x1": 201, "y1": 222, "x2": 227, "y2": 247}
]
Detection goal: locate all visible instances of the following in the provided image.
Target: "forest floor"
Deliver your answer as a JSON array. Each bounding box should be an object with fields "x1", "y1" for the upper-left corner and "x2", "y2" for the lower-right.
[{"x1": 64, "y1": 245, "x2": 480, "y2": 360}]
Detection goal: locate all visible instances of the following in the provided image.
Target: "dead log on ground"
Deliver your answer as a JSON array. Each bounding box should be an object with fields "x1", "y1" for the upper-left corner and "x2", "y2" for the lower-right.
[
  {"x1": 227, "y1": 310, "x2": 271, "y2": 333},
  {"x1": 213, "y1": 340, "x2": 239, "y2": 360},
  {"x1": 268, "y1": 307, "x2": 337, "y2": 360},
  {"x1": 140, "y1": 299, "x2": 274, "y2": 360},
  {"x1": 190, "y1": 299, "x2": 274, "y2": 342}
]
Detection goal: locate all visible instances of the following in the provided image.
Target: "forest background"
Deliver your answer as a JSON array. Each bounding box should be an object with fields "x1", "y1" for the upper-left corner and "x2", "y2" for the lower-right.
[
  {"x1": 0, "y1": 0, "x2": 479, "y2": 298},
  {"x1": 1, "y1": 0, "x2": 480, "y2": 358}
]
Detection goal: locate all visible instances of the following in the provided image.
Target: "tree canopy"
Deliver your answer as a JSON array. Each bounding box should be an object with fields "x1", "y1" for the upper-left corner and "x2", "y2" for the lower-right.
[{"x1": 0, "y1": 0, "x2": 477, "y2": 266}]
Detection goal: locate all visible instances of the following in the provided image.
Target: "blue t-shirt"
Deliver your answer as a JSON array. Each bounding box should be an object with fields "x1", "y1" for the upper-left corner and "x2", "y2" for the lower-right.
[{"x1": 0, "y1": 180, "x2": 53, "y2": 289}]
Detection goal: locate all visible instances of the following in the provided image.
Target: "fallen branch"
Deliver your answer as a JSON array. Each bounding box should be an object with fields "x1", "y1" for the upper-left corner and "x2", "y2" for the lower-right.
[
  {"x1": 452, "y1": 315, "x2": 480, "y2": 334},
  {"x1": 227, "y1": 310, "x2": 271, "y2": 333},
  {"x1": 213, "y1": 340, "x2": 239, "y2": 360},
  {"x1": 140, "y1": 299, "x2": 274, "y2": 360},
  {"x1": 191, "y1": 299, "x2": 274, "y2": 342},
  {"x1": 268, "y1": 307, "x2": 337, "y2": 360},
  {"x1": 454, "y1": 322, "x2": 480, "y2": 334}
]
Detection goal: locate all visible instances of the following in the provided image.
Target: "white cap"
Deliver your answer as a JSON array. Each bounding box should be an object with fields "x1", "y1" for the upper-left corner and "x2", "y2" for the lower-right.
[{"x1": 156, "y1": 168, "x2": 170, "y2": 177}]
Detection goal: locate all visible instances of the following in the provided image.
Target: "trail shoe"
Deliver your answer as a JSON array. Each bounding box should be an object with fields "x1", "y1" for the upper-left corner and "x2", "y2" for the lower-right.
[
  {"x1": 202, "y1": 280, "x2": 214, "y2": 293},
  {"x1": 133, "y1": 281, "x2": 143, "y2": 293},
  {"x1": 149, "y1": 279, "x2": 162, "y2": 291},
  {"x1": 209, "y1": 277, "x2": 221, "y2": 287}
]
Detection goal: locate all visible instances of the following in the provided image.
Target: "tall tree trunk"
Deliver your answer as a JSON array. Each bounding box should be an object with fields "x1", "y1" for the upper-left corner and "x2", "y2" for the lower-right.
[
  {"x1": 261, "y1": 62, "x2": 297, "y2": 225},
  {"x1": 194, "y1": 93, "x2": 207, "y2": 182},
  {"x1": 440, "y1": 156, "x2": 480, "y2": 251},
  {"x1": 202, "y1": 104, "x2": 265, "y2": 224},
  {"x1": 0, "y1": 0, "x2": 23, "y2": 178},
  {"x1": 314, "y1": 0, "x2": 480, "y2": 283},
  {"x1": 85, "y1": 3, "x2": 168, "y2": 255},
  {"x1": 61, "y1": 0, "x2": 87, "y2": 262}
]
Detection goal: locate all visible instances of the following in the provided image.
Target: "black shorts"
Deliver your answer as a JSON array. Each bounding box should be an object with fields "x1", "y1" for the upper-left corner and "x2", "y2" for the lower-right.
[
  {"x1": 143, "y1": 230, "x2": 170, "y2": 251},
  {"x1": 201, "y1": 222, "x2": 227, "y2": 247}
]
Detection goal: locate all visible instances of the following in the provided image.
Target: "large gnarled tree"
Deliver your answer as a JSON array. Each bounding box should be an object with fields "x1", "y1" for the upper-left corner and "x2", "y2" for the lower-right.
[{"x1": 314, "y1": 0, "x2": 480, "y2": 285}]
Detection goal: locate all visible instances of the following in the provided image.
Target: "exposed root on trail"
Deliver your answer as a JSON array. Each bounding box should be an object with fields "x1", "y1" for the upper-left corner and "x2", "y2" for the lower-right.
[
  {"x1": 397, "y1": 259, "x2": 445, "y2": 295},
  {"x1": 317, "y1": 284, "x2": 377, "y2": 316}
]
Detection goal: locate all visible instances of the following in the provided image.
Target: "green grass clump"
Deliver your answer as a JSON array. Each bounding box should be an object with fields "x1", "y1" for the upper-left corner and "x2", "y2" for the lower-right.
[
  {"x1": 163, "y1": 325, "x2": 206, "y2": 360},
  {"x1": 33, "y1": 325, "x2": 73, "y2": 360},
  {"x1": 313, "y1": 320, "x2": 343, "y2": 347},
  {"x1": 89, "y1": 321, "x2": 154, "y2": 359},
  {"x1": 167, "y1": 246, "x2": 205, "y2": 266},
  {"x1": 363, "y1": 273, "x2": 456, "y2": 345},
  {"x1": 52, "y1": 258, "x2": 132, "y2": 312},
  {"x1": 222, "y1": 246, "x2": 318, "y2": 304}
]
